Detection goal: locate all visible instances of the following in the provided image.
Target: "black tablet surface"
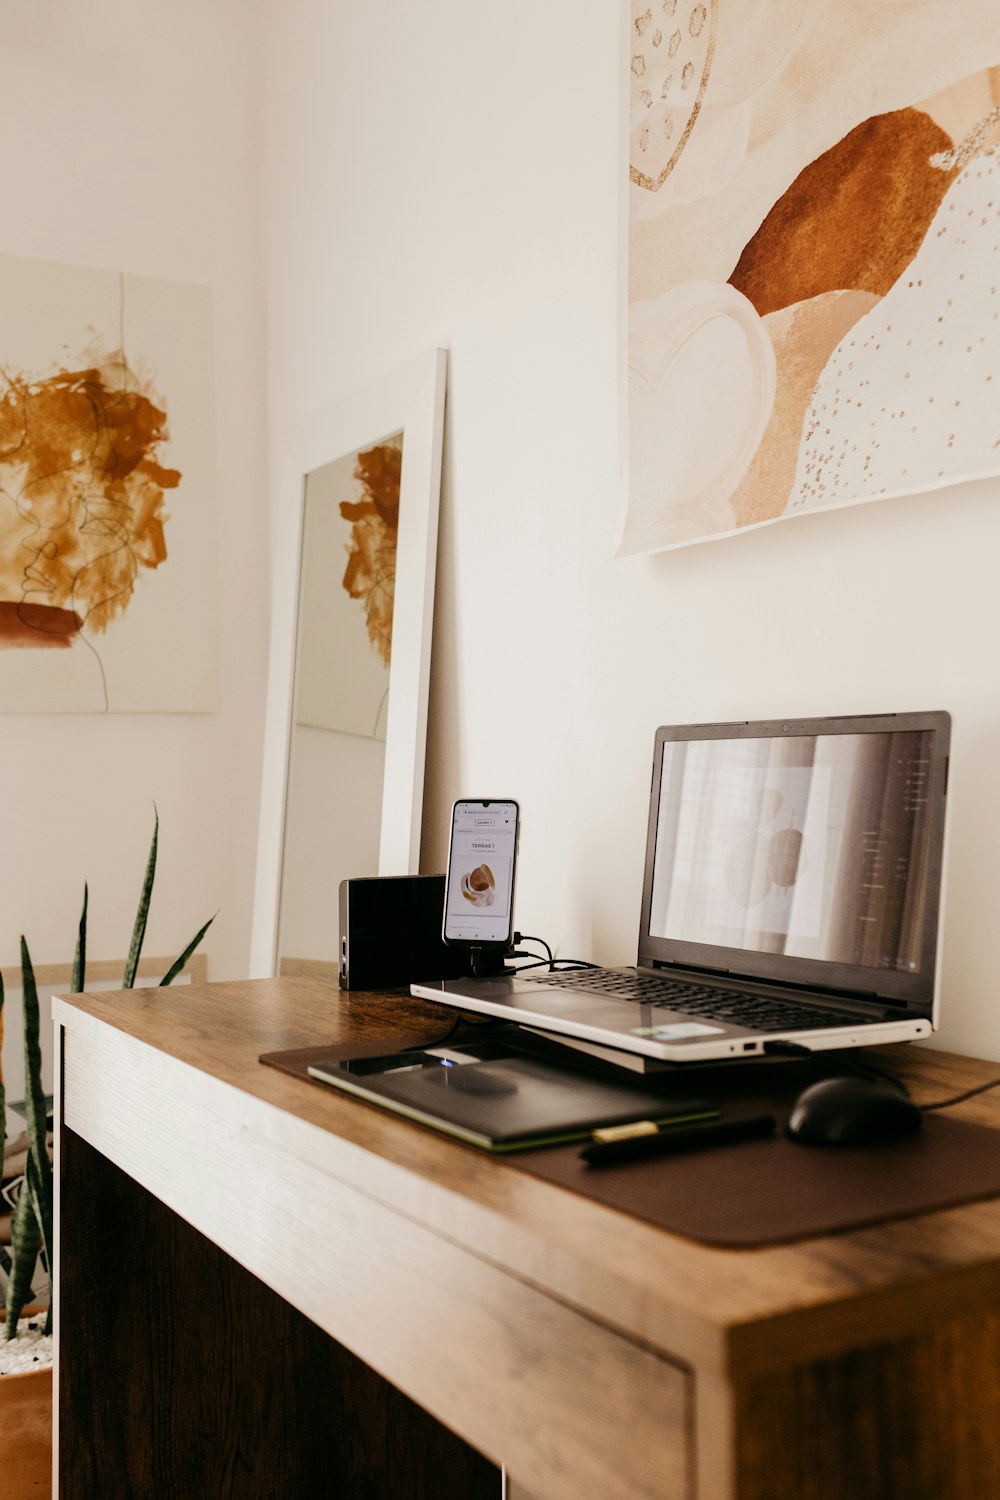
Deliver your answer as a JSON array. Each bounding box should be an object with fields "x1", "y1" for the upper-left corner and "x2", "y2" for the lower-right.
[{"x1": 307, "y1": 1039, "x2": 716, "y2": 1152}]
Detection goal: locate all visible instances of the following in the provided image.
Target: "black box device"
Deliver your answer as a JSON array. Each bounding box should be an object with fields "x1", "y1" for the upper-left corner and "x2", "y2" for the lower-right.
[{"x1": 339, "y1": 874, "x2": 470, "y2": 991}]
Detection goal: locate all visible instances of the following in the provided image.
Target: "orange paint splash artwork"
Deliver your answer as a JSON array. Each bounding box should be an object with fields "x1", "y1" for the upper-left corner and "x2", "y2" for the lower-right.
[
  {"x1": 339, "y1": 438, "x2": 402, "y2": 669},
  {"x1": 0, "y1": 352, "x2": 179, "y2": 650},
  {"x1": 0, "y1": 254, "x2": 216, "y2": 714}
]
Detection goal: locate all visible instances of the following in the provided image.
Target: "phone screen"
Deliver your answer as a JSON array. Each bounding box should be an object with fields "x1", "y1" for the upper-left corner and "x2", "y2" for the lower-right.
[{"x1": 443, "y1": 800, "x2": 519, "y2": 946}]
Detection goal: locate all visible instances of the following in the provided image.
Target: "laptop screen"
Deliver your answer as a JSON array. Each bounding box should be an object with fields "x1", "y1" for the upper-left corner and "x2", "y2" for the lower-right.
[{"x1": 639, "y1": 713, "x2": 950, "y2": 1010}]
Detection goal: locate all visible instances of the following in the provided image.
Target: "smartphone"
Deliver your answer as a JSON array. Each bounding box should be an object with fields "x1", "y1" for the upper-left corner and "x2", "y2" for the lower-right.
[{"x1": 443, "y1": 799, "x2": 519, "y2": 949}]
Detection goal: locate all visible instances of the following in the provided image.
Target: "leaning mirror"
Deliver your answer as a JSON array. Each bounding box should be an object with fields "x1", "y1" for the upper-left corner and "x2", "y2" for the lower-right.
[{"x1": 251, "y1": 350, "x2": 447, "y2": 978}]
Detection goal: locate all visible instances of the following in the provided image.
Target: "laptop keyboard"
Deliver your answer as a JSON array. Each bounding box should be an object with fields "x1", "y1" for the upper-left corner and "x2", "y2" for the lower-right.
[{"x1": 520, "y1": 968, "x2": 878, "y2": 1034}]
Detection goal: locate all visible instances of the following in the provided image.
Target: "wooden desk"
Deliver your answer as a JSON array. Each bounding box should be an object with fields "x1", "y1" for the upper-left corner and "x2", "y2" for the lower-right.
[{"x1": 53, "y1": 979, "x2": 1000, "y2": 1499}]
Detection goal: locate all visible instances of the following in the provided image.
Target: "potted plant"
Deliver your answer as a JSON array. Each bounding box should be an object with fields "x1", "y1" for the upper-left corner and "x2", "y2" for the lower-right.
[{"x1": 0, "y1": 814, "x2": 212, "y2": 1500}]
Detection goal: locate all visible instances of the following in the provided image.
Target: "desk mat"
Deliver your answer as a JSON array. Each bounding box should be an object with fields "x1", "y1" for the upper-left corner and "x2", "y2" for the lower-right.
[{"x1": 261, "y1": 1037, "x2": 1000, "y2": 1248}]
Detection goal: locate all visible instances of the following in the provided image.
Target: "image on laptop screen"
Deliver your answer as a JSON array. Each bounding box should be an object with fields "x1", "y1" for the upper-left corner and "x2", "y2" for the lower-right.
[{"x1": 648, "y1": 727, "x2": 937, "y2": 975}]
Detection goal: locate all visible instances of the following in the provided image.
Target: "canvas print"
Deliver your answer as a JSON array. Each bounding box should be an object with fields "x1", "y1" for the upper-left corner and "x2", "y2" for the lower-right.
[
  {"x1": 624, "y1": 1, "x2": 1000, "y2": 555},
  {"x1": 0, "y1": 253, "x2": 217, "y2": 709},
  {"x1": 295, "y1": 434, "x2": 403, "y2": 741}
]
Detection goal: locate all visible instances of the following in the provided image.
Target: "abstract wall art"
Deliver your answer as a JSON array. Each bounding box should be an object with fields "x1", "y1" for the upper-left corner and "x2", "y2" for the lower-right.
[
  {"x1": 0, "y1": 253, "x2": 218, "y2": 709},
  {"x1": 623, "y1": 1, "x2": 1000, "y2": 556}
]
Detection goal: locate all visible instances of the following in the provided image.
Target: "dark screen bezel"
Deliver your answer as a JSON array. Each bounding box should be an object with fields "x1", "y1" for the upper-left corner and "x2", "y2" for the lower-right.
[
  {"x1": 637, "y1": 712, "x2": 950, "y2": 1011},
  {"x1": 442, "y1": 798, "x2": 520, "y2": 950}
]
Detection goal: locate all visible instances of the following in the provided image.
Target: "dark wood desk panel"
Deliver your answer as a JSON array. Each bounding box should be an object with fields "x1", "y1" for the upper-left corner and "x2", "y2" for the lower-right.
[
  {"x1": 58, "y1": 1130, "x2": 499, "y2": 1499},
  {"x1": 54, "y1": 979, "x2": 1000, "y2": 1499}
]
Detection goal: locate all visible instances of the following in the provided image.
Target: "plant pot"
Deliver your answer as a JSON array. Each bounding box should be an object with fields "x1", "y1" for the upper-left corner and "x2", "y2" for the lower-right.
[{"x1": 0, "y1": 1309, "x2": 52, "y2": 1499}]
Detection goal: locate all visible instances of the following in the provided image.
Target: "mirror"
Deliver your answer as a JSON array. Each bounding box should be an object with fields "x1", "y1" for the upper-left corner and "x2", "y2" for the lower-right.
[{"x1": 251, "y1": 350, "x2": 447, "y2": 978}]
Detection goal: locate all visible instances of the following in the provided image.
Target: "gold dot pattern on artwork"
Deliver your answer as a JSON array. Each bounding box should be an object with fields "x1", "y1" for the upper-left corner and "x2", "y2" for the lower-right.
[
  {"x1": 630, "y1": 0, "x2": 717, "y2": 192},
  {"x1": 929, "y1": 103, "x2": 1000, "y2": 173},
  {"x1": 790, "y1": 147, "x2": 1000, "y2": 512}
]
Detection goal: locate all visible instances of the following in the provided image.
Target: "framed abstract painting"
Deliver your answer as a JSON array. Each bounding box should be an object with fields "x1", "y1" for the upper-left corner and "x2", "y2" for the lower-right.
[
  {"x1": 0, "y1": 252, "x2": 218, "y2": 708},
  {"x1": 623, "y1": 1, "x2": 1000, "y2": 555}
]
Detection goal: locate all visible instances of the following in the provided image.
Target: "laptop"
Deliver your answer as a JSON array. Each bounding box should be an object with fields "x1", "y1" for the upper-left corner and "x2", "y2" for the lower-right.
[{"x1": 411, "y1": 711, "x2": 951, "y2": 1064}]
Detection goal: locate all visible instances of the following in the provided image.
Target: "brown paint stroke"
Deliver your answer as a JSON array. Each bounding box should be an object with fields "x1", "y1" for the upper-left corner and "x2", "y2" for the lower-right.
[
  {"x1": 339, "y1": 439, "x2": 402, "y2": 668},
  {"x1": 0, "y1": 354, "x2": 180, "y2": 647},
  {"x1": 729, "y1": 108, "x2": 959, "y2": 317},
  {"x1": 0, "y1": 600, "x2": 83, "y2": 647},
  {"x1": 729, "y1": 289, "x2": 878, "y2": 528}
]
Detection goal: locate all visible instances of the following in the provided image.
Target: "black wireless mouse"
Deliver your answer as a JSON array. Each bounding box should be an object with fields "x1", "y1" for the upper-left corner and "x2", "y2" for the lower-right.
[{"x1": 785, "y1": 1075, "x2": 923, "y2": 1147}]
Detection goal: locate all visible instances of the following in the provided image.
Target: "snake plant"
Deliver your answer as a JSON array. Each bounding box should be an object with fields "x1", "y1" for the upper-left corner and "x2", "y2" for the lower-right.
[
  {"x1": 0, "y1": 982, "x2": 6, "y2": 1303},
  {"x1": 3, "y1": 813, "x2": 214, "y2": 1339}
]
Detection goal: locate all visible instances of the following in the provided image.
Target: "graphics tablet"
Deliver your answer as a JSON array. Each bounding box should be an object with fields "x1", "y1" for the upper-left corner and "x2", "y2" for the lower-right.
[{"x1": 307, "y1": 1040, "x2": 716, "y2": 1152}]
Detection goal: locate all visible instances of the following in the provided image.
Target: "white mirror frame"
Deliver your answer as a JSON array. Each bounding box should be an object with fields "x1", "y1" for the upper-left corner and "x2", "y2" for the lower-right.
[{"x1": 250, "y1": 349, "x2": 448, "y2": 978}]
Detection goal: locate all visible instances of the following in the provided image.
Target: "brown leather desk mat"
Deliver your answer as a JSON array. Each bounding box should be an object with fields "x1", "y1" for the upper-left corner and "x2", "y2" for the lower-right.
[{"x1": 261, "y1": 1035, "x2": 1000, "y2": 1248}]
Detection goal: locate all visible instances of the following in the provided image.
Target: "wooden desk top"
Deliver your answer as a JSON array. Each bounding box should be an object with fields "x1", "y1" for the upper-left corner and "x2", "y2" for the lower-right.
[{"x1": 54, "y1": 977, "x2": 1000, "y2": 1382}]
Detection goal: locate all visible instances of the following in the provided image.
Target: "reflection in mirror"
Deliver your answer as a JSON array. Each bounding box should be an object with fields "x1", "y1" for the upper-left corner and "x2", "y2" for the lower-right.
[
  {"x1": 278, "y1": 434, "x2": 403, "y2": 977},
  {"x1": 251, "y1": 349, "x2": 446, "y2": 981}
]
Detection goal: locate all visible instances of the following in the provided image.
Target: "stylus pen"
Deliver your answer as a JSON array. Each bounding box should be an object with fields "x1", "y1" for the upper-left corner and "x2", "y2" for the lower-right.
[{"x1": 579, "y1": 1112, "x2": 776, "y2": 1167}]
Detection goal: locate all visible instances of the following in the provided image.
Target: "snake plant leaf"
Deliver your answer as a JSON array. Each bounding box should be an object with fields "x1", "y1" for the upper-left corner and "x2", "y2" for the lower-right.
[
  {"x1": 159, "y1": 915, "x2": 216, "y2": 987},
  {"x1": 19, "y1": 940, "x2": 51, "y2": 1184},
  {"x1": 71, "y1": 883, "x2": 88, "y2": 994},
  {"x1": 0, "y1": 971, "x2": 6, "y2": 1214},
  {"x1": 24, "y1": 1152, "x2": 52, "y2": 1335},
  {"x1": 123, "y1": 813, "x2": 158, "y2": 989},
  {"x1": 19, "y1": 939, "x2": 53, "y2": 1271},
  {"x1": 24, "y1": 1127, "x2": 52, "y2": 1291},
  {"x1": 5, "y1": 1180, "x2": 40, "y2": 1338}
]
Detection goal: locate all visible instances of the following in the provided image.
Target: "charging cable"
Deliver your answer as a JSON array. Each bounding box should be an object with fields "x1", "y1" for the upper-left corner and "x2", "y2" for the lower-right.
[{"x1": 508, "y1": 932, "x2": 599, "y2": 973}]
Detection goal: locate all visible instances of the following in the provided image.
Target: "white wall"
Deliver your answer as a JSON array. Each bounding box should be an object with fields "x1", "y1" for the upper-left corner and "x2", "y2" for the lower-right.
[
  {"x1": 0, "y1": 1, "x2": 268, "y2": 985},
  {"x1": 259, "y1": 0, "x2": 1000, "y2": 1059}
]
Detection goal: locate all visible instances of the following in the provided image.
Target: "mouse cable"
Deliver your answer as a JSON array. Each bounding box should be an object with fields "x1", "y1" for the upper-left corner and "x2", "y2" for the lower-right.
[
  {"x1": 766, "y1": 1039, "x2": 1000, "y2": 1115},
  {"x1": 762, "y1": 1039, "x2": 909, "y2": 1092},
  {"x1": 922, "y1": 1076, "x2": 1000, "y2": 1113}
]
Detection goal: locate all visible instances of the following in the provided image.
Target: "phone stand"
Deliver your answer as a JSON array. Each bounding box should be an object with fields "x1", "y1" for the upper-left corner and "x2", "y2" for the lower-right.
[{"x1": 467, "y1": 945, "x2": 514, "y2": 979}]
